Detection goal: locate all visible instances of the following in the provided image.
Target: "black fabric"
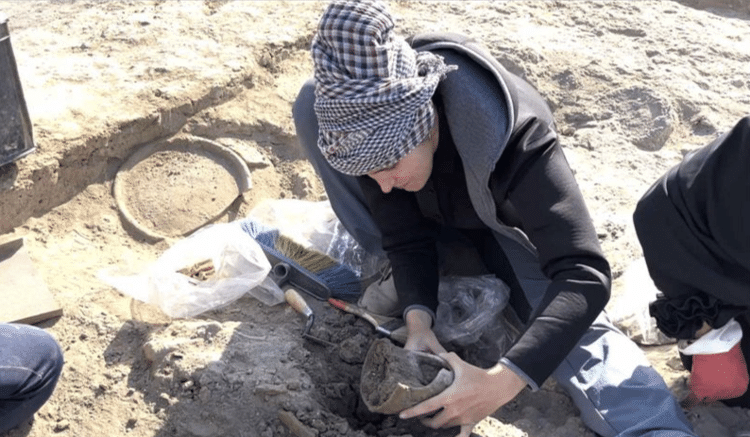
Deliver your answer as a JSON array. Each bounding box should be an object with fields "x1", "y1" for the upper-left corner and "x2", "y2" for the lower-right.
[
  {"x1": 636, "y1": 116, "x2": 750, "y2": 405},
  {"x1": 359, "y1": 172, "x2": 442, "y2": 313},
  {"x1": 415, "y1": 100, "x2": 486, "y2": 230},
  {"x1": 649, "y1": 292, "x2": 746, "y2": 340},
  {"x1": 462, "y1": 228, "x2": 533, "y2": 322},
  {"x1": 634, "y1": 116, "x2": 750, "y2": 309},
  {"x1": 488, "y1": 114, "x2": 610, "y2": 385}
]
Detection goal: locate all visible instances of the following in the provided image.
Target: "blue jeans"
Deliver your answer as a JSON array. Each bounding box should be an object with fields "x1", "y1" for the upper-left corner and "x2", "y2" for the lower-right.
[
  {"x1": 0, "y1": 323, "x2": 64, "y2": 433},
  {"x1": 293, "y1": 80, "x2": 696, "y2": 436}
]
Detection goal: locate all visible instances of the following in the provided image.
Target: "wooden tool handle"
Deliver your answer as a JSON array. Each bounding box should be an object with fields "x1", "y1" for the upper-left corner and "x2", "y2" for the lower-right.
[{"x1": 285, "y1": 289, "x2": 313, "y2": 319}]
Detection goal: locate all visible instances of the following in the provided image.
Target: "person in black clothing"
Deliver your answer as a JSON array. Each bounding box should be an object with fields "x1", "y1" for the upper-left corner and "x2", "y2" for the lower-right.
[
  {"x1": 293, "y1": 1, "x2": 696, "y2": 436},
  {"x1": 634, "y1": 115, "x2": 750, "y2": 408}
]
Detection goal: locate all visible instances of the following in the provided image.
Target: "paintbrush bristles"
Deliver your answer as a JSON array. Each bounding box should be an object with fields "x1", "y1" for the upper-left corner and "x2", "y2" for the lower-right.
[{"x1": 275, "y1": 234, "x2": 338, "y2": 273}]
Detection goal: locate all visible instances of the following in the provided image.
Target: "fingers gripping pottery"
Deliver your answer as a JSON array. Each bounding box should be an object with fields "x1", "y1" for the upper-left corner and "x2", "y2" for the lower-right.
[{"x1": 360, "y1": 338, "x2": 454, "y2": 415}]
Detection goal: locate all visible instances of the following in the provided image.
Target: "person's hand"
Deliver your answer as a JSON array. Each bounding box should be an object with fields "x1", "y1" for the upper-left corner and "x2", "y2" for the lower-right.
[
  {"x1": 403, "y1": 309, "x2": 446, "y2": 354},
  {"x1": 399, "y1": 352, "x2": 527, "y2": 437}
]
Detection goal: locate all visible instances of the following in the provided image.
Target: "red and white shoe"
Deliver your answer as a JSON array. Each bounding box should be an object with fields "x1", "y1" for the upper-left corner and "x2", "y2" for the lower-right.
[{"x1": 680, "y1": 319, "x2": 749, "y2": 407}]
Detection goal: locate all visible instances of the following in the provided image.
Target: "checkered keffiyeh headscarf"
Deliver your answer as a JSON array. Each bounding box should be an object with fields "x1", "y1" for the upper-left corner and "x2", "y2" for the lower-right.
[{"x1": 311, "y1": 0, "x2": 457, "y2": 176}]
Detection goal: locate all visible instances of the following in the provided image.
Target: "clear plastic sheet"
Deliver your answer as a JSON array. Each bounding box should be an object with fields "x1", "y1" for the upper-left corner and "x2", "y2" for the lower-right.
[
  {"x1": 99, "y1": 223, "x2": 274, "y2": 318},
  {"x1": 609, "y1": 257, "x2": 675, "y2": 345},
  {"x1": 434, "y1": 275, "x2": 516, "y2": 368}
]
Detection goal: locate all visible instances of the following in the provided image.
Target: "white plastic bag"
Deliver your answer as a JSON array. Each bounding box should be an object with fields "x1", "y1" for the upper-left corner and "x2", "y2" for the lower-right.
[
  {"x1": 99, "y1": 222, "x2": 273, "y2": 318},
  {"x1": 609, "y1": 257, "x2": 675, "y2": 345}
]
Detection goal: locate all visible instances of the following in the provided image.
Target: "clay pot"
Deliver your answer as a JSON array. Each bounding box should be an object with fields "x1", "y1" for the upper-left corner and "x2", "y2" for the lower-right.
[{"x1": 360, "y1": 338, "x2": 454, "y2": 415}]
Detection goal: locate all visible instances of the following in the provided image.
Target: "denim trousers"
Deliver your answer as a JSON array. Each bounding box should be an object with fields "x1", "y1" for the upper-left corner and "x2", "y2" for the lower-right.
[
  {"x1": 0, "y1": 323, "x2": 64, "y2": 433},
  {"x1": 292, "y1": 80, "x2": 696, "y2": 436}
]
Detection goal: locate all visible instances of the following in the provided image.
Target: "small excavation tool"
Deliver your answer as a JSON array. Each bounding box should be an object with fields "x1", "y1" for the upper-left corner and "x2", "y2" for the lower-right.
[
  {"x1": 285, "y1": 288, "x2": 336, "y2": 347},
  {"x1": 328, "y1": 298, "x2": 406, "y2": 344},
  {"x1": 271, "y1": 262, "x2": 335, "y2": 347}
]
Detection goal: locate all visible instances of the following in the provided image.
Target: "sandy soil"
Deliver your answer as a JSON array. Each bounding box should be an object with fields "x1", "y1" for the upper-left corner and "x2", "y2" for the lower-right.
[{"x1": 1, "y1": 1, "x2": 749, "y2": 436}]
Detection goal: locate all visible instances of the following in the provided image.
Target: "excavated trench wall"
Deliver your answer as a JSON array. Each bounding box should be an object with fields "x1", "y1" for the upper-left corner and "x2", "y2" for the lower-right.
[
  {"x1": 0, "y1": 77, "x2": 254, "y2": 235},
  {"x1": 0, "y1": 0, "x2": 323, "y2": 237}
]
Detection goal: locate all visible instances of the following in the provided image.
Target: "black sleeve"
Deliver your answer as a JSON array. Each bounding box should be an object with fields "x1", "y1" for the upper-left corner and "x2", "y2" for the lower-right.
[
  {"x1": 357, "y1": 176, "x2": 441, "y2": 313},
  {"x1": 495, "y1": 119, "x2": 612, "y2": 387}
]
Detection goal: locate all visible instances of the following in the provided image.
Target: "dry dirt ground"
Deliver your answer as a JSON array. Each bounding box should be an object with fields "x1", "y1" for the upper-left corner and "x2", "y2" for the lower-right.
[{"x1": 1, "y1": 1, "x2": 749, "y2": 437}]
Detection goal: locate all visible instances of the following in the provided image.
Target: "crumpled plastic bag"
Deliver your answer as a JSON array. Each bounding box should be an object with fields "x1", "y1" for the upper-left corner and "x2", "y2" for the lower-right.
[
  {"x1": 434, "y1": 275, "x2": 516, "y2": 368},
  {"x1": 608, "y1": 257, "x2": 675, "y2": 345},
  {"x1": 99, "y1": 222, "x2": 274, "y2": 318}
]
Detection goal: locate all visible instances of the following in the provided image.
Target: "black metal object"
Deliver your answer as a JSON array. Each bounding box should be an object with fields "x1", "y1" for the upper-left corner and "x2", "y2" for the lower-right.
[
  {"x1": 261, "y1": 245, "x2": 333, "y2": 301},
  {"x1": 0, "y1": 12, "x2": 35, "y2": 167}
]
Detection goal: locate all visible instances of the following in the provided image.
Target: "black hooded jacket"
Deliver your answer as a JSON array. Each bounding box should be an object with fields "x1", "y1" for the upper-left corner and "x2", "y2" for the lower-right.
[{"x1": 358, "y1": 32, "x2": 610, "y2": 389}]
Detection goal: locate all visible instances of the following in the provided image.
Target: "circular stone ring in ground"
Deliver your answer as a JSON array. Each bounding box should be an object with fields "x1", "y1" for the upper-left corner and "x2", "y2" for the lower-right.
[{"x1": 114, "y1": 134, "x2": 252, "y2": 241}]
